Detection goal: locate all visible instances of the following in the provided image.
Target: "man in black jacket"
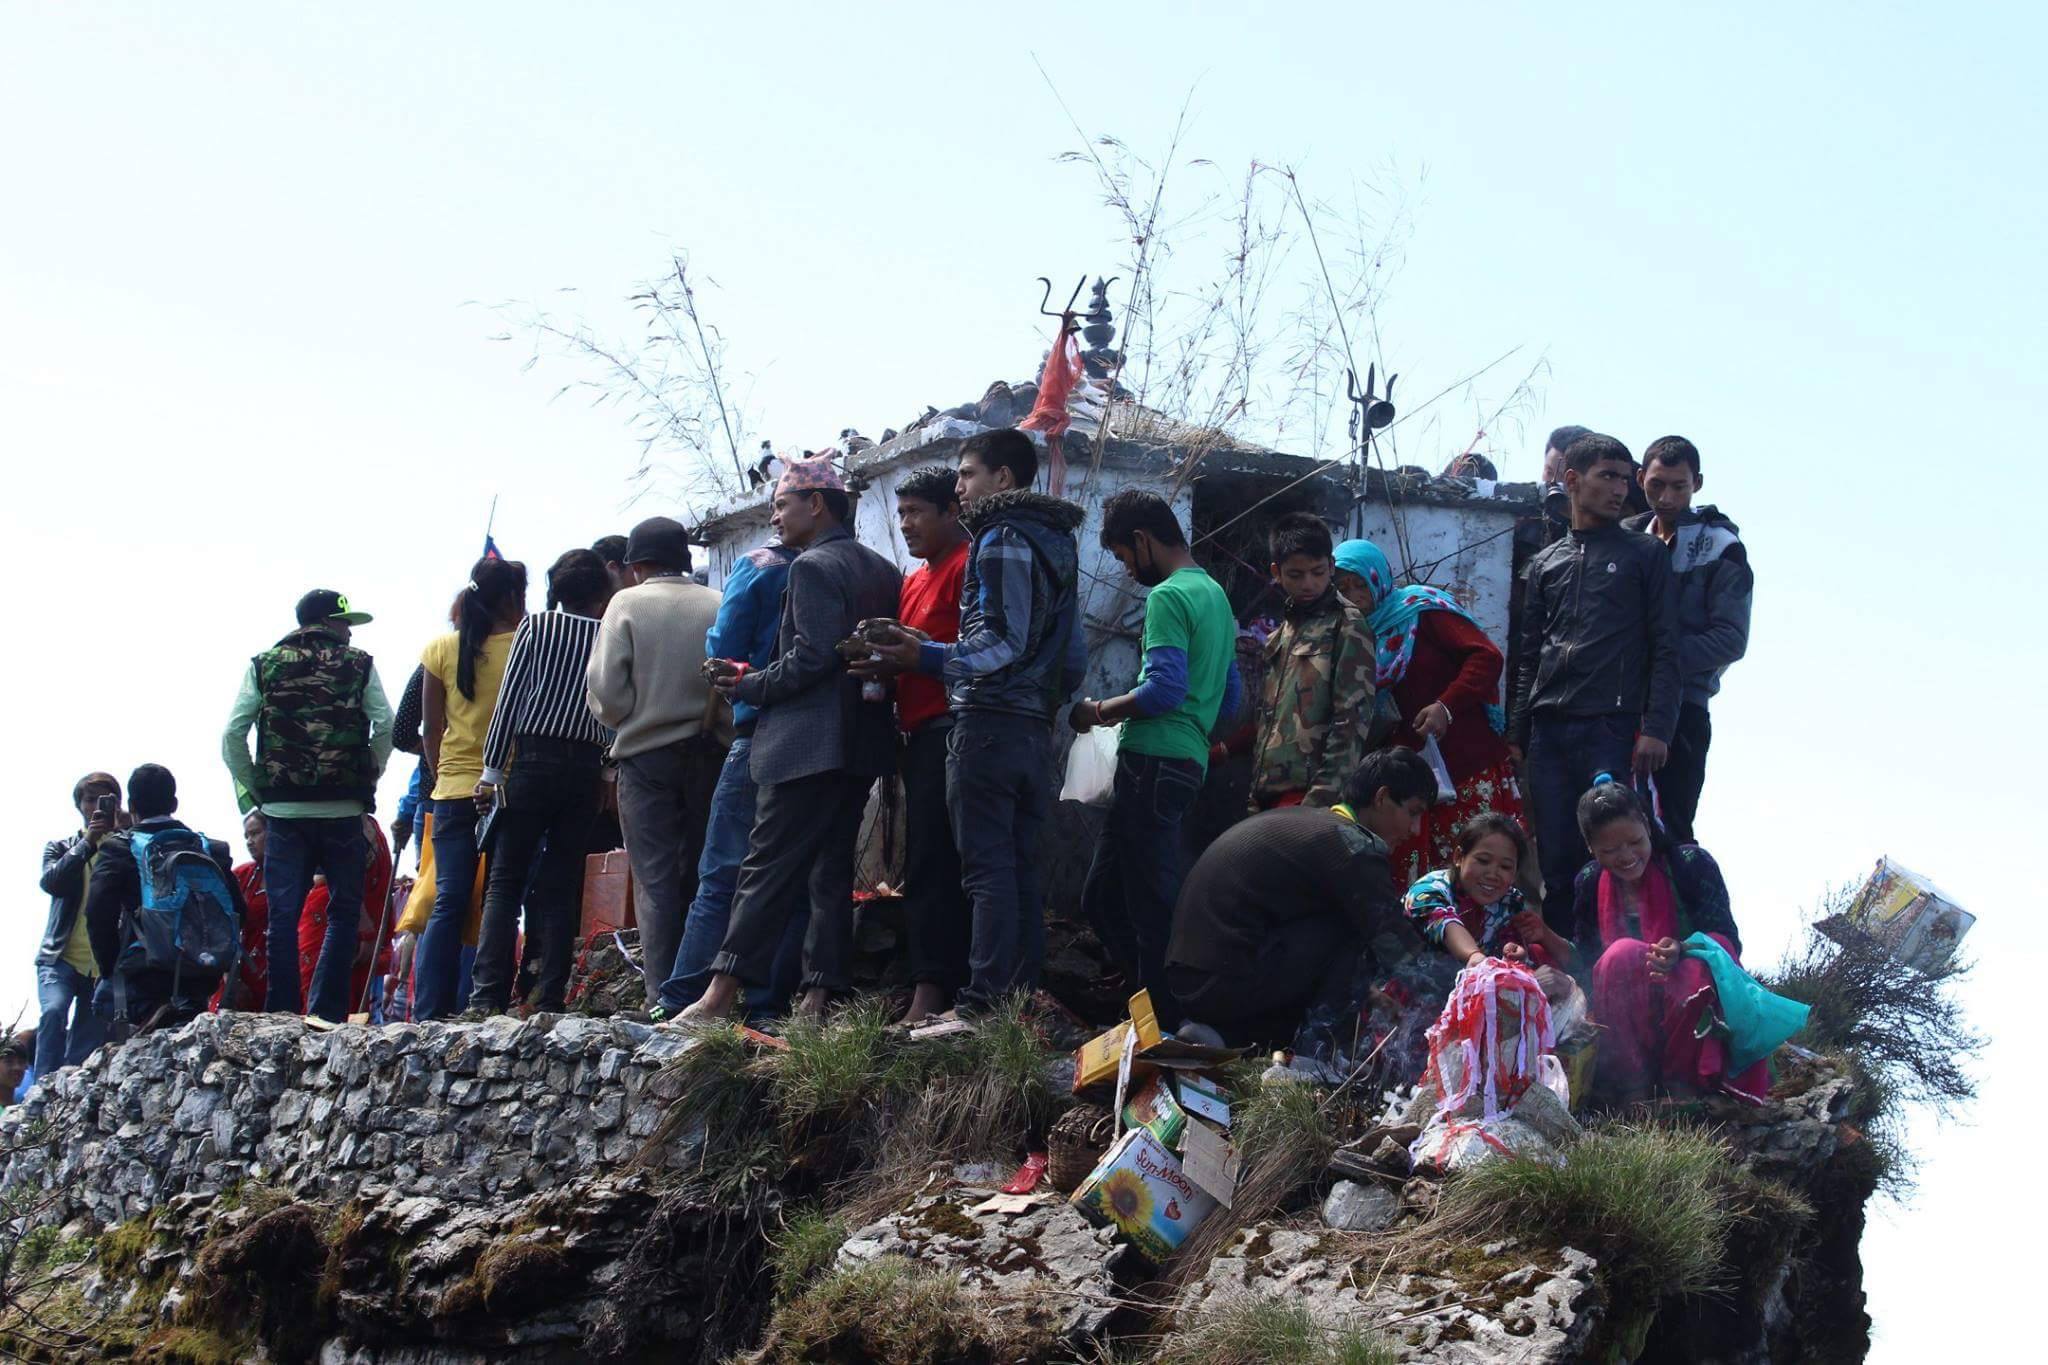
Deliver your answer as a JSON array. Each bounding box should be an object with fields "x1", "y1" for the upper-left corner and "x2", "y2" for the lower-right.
[
  {"x1": 1166, "y1": 749, "x2": 1437, "y2": 1058},
  {"x1": 36, "y1": 771, "x2": 121, "y2": 1078},
  {"x1": 85, "y1": 765, "x2": 245, "y2": 1033},
  {"x1": 1509, "y1": 433, "x2": 1681, "y2": 929},
  {"x1": 1626, "y1": 436, "x2": 1751, "y2": 844},
  {"x1": 687, "y1": 457, "x2": 902, "y2": 1022}
]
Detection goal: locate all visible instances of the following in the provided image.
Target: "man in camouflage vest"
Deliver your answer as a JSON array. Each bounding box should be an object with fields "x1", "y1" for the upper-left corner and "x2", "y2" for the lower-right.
[{"x1": 222, "y1": 589, "x2": 394, "y2": 1020}]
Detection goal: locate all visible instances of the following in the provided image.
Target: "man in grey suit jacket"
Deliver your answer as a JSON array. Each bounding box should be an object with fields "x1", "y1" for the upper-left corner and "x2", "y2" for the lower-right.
[{"x1": 685, "y1": 456, "x2": 901, "y2": 1021}]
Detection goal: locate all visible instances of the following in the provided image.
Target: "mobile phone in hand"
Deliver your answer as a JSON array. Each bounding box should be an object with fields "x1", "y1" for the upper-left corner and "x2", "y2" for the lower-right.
[{"x1": 95, "y1": 795, "x2": 117, "y2": 818}]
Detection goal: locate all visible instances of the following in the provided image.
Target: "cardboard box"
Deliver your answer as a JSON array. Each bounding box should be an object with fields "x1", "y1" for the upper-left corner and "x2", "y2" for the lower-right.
[
  {"x1": 1842, "y1": 857, "x2": 1975, "y2": 973},
  {"x1": 1070, "y1": 1127, "x2": 1217, "y2": 1261},
  {"x1": 1074, "y1": 990, "x2": 1243, "y2": 1094},
  {"x1": 1075, "y1": 992, "x2": 1164, "y2": 1092},
  {"x1": 1121, "y1": 1074, "x2": 1187, "y2": 1148},
  {"x1": 1176, "y1": 1075, "x2": 1231, "y2": 1129}
]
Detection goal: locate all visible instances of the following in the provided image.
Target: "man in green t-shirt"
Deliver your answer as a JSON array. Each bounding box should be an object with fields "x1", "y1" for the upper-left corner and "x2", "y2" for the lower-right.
[{"x1": 1070, "y1": 489, "x2": 1241, "y2": 1027}]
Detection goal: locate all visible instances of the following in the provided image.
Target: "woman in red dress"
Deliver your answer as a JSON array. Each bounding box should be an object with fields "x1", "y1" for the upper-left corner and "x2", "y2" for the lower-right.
[
  {"x1": 1572, "y1": 781, "x2": 1766, "y2": 1104},
  {"x1": 1332, "y1": 538, "x2": 1526, "y2": 886}
]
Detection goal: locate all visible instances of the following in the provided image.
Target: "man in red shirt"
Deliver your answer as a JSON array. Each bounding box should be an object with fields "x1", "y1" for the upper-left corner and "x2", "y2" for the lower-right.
[{"x1": 889, "y1": 465, "x2": 973, "y2": 1025}]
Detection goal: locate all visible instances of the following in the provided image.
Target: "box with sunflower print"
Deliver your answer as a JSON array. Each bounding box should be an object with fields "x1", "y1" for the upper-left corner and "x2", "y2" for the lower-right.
[{"x1": 1070, "y1": 1127, "x2": 1218, "y2": 1261}]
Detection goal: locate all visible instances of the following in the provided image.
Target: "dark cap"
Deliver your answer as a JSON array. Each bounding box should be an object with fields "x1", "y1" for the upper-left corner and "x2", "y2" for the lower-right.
[
  {"x1": 296, "y1": 589, "x2": 373, "y2": 627},
  {"x1": 624, "y1": 517, "x2": 692, "y2": 573}
]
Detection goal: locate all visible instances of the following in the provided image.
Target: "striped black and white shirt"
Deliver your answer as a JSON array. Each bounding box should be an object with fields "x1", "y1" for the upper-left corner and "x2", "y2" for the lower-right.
[{"x1": 480, "y1": 610, "x2": 607, "y2": 781}]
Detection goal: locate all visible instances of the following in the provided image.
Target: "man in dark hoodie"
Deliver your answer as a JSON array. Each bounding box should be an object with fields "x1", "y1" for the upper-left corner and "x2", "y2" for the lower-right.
[
  {"x1": 1509, "y1": 433, "x2": 1681, "y2": 929},
  {"x1": 859, "y1": 428, "x2": 1086, "y2": 1017},
  {"x1": 1626, "y1": 435, "x2": 1750, "y2": 844}
]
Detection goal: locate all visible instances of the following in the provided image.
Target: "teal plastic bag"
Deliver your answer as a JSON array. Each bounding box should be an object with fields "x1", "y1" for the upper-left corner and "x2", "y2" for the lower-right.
[{"x1": 1681, "y1": 932, "x2": 1811, "y2": 1073}]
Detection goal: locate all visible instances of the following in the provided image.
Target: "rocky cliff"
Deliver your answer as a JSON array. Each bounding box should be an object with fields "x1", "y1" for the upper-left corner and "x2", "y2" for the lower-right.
[{"x1": 0, "y1": 1010, "x2": 1878, "y2": 1363}]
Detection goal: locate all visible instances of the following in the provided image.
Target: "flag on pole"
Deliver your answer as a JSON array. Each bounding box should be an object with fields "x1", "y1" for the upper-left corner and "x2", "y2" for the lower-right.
[{"x1": 482, "y1": 535, "x2": 503, "y2": 561}]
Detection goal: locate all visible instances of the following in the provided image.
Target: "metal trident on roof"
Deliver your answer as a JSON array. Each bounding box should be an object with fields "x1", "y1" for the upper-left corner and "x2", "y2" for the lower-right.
[{"x1": 1347, "y1": 363, "x2": 1398, "y2": 455}]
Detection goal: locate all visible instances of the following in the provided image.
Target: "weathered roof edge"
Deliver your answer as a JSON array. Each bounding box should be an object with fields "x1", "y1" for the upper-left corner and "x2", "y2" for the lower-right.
[{"x1": 690, "y1": 403, "x2": 1539, "y2": 539}]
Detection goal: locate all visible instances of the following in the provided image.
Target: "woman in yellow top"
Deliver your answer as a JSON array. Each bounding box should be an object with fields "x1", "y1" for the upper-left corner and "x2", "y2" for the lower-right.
[{"x1": 412, "y1": 557, "x2": 527, "y2": 1018}]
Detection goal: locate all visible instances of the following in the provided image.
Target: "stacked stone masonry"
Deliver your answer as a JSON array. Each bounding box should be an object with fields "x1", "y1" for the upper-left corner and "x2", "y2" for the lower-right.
[{"x1": 0, "y1": 1012, "x2": 694, "y2": 1228}]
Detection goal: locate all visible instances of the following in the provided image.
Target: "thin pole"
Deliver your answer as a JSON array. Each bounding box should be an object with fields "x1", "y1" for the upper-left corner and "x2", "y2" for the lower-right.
[{"x1": 485, "y1": 494, "x2": 499, "y2": 541}]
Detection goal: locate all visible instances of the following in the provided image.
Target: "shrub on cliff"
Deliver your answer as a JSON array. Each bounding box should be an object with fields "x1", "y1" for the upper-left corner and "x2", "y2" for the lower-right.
[
  {"x1": 1429, "y1": 1123, "x2": 1749, "y2": 1310},
  {"x1": 1767, "y1": 903, "x2": 1980, "y2": 1118}
]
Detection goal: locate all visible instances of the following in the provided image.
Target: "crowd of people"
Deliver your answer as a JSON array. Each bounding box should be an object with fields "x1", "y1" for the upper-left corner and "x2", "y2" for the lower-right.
[{"x1": 33, "y1": 421, "x2": 1756, "y2": 1107}]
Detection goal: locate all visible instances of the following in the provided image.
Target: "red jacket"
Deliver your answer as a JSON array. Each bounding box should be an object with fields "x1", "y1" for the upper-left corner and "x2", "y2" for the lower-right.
[
  {"x1": 1387, "y1": 612, "x2": 1511, "y2": 784},
  {"x1": 212, "y1": 864, "x2": 270, "y2": 1012},
  {"x1": 896, "y1": 540, "x2": 968, "y2": 734}
]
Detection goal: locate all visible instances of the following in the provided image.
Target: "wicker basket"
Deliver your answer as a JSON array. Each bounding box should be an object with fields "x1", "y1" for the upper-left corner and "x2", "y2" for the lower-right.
[{"x1": 1048, "y1": 1104, "x2": 1116, "y2": 1194}]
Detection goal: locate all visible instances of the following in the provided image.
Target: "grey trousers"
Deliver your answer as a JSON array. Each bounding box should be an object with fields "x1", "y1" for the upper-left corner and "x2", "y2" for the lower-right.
[{"x1": 616, "y1": 735, "x2": 724, "y2": 1003}]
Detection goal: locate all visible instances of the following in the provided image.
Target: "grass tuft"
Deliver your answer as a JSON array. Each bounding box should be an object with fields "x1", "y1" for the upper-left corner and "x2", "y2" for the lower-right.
[
  {"x1": 645, "y1": 995, "x2": 1063, "y2": 1217},
  {"x1": 1428, "y1": 1122, "x2": 1736, "y2": 1310},
  {"x1": 1158, "y1": 1294, "x2": 1396, "y2": 1365},
  {"x1": 757, "y1": 1257, "x2": 1058, "y2": 1365},
  {"x1": 772, "y1": 998, "x2": 895, "y2": 1131},
  {"x1": 770, "y1": 1205, "x2": 847, "y2": 1303}
]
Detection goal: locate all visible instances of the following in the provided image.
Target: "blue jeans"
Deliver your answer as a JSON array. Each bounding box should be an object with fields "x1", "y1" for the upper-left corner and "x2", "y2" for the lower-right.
[
  {"x1": 1080, "y1": 751, "x2": 1205, "y2": 1029},
  {"x1": 1525, "y1": 712, "x2": 1638, "y2": 933},
  {"x1": 263, "y1": 815, "x2": 369, "y2": 1021},
  {"x1": 35, "y1": 960, "x2": 106, "y2": 1076},
  {"x1": 415, "y1": 798, "x2": 481, "y2": 1019},
  {"x1": 948, "y1": 711, "x2": 1053, "y2": 1015},
  {"x1": 658, "y1": 737, "x2": 804, "y2": 1015}
]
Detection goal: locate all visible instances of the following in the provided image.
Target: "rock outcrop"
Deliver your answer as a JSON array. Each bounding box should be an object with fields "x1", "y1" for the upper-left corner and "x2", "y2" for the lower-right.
[{"x1": 0, "y1": 1013, "x2": 1878, "y2": 1363}]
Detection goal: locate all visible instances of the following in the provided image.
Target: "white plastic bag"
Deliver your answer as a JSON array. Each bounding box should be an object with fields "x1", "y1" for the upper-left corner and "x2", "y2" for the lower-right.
[
  {"x1": 1420, "y1": 735, "x2": 1457, "y2": 803},
  {"x1": 1060, "y1": 724, "x2": 1121, "y2": 806}
]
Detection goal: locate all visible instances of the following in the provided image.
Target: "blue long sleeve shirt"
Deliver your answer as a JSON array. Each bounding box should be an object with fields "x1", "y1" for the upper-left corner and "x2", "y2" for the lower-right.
[
  {"x1": 1129, "y1": 647, "x2": 1243, "y2": 723},
  {"x1": 710, "y1": 543, "x2": 797, "y2": 732}
]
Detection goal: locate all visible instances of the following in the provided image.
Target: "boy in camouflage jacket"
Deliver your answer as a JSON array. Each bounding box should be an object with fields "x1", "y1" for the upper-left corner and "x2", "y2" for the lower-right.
[{"x1": 1249, "y1": 513, "x2": 1378, "y2": 810}]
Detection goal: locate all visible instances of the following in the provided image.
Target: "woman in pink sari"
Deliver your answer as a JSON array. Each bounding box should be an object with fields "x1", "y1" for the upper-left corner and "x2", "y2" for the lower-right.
[{"x1": 1571, "y1": 781, "x2": 1768, "y2": 1104}]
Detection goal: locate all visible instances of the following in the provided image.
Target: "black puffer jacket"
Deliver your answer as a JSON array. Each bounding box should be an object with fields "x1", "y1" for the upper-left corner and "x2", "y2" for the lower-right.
[{"x1": 1508, "y1": 522, "x2": 1681, "y2": 745}]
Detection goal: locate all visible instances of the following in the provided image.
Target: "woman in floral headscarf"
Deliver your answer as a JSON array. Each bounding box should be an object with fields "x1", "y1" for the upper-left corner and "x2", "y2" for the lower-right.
[{"x1": 1332, "y1": 538, "x2": 1525, "y2": 886}]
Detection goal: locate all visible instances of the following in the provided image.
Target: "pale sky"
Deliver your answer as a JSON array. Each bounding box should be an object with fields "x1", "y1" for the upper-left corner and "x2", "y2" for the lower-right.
[{"x1": 4, "y1": 4, "x2": 2041, "y2": 1355}]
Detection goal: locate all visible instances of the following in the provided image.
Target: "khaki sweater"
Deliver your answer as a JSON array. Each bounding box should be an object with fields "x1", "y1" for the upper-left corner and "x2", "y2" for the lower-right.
[{"x1": 585, "y1": 577, "x2": 723, "y2": 760}]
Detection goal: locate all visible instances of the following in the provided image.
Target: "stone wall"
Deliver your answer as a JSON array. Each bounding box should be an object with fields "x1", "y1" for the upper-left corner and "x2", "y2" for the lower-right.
[{"x1": 0, "y1": 1012, "x2": 695, "y2": 1229}]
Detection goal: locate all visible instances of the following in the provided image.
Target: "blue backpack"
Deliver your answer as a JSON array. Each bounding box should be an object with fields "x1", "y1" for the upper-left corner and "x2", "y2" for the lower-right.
[{"x1": 119, "y1": 828, "x2": 240, "y2": 987}]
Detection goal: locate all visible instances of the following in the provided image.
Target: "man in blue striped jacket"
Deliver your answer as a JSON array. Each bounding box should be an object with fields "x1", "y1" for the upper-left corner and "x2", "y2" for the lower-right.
[{"x1": 860, "y1": 428, "x2": 1087, "y2": 1017}]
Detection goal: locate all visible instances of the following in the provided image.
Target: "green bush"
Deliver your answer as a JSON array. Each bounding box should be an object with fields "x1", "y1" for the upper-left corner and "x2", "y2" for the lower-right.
[
  {"x1": 1438, "y1": 1124, "x2": 1736, "y2": 1308},
  {"x1": 770, "y1": 1205, "x2": 846, "y2": 1303}
]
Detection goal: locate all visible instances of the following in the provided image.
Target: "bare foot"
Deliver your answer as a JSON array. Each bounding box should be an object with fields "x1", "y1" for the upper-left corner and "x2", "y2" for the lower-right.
[
  {"x1": 895, "y1": 983, "x2": 949, "y2": 1029},
  {"x1": 679, "y1": 973, "x2": 741, "y2": 1023},
  {"x1": 794, "y1": 987, "x2": 831, "y2": 1019}
]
